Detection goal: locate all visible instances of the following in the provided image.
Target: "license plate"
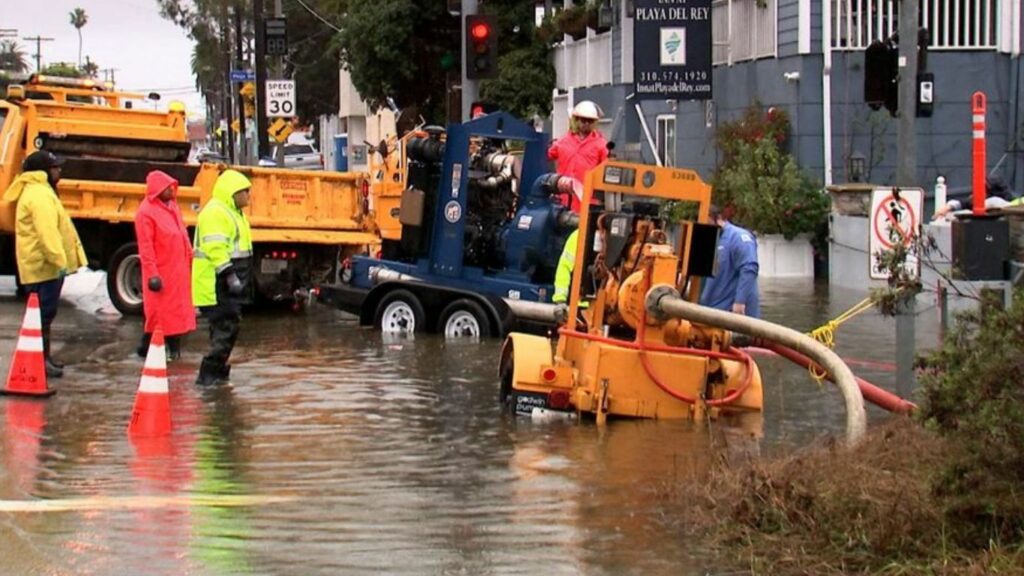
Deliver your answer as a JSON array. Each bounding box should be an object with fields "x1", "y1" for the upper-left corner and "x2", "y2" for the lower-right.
[{"x1": 260, "y1": 259, "x2": 288, "y2": 274}]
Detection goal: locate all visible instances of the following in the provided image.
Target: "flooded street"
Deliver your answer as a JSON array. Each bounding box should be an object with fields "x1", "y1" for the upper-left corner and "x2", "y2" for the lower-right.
[{"x1": 0, "y1": 275, "x2": 939, "y2": 575}]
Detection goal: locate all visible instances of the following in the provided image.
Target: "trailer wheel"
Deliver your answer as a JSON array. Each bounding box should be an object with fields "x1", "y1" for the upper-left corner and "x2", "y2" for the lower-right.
[
  {"x1": 438, "y1": 298, "x2": 491, "y2": 338},
  {"x1": 375, "y1": 289, "x2": 425, "y2": 334},
  {"x1": 107, "y1": 243, "x2": 143, "y2": 316}
]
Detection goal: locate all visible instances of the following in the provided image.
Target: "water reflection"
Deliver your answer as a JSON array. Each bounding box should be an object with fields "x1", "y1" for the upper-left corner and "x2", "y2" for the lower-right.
[{"x1": 0, "y1": 280, "x2": 934, "y2": 574}]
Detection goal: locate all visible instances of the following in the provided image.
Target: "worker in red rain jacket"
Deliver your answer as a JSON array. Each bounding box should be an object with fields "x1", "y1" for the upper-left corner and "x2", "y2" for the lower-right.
[
  {"x1": 547, "y1": 100, "x2": 609, "y2": 212},
  {"x1": 134, "y1": 170, "x2": 196, "y2": 360}
]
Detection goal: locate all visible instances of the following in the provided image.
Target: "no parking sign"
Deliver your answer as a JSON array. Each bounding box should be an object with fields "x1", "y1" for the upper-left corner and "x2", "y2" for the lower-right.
[{"x1": 869, "y1": 187, "x2": 923, "y2": 280}]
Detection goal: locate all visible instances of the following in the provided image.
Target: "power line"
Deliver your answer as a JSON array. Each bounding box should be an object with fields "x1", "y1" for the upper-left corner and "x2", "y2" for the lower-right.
[
  {"x1": 290, "y1": 0, "x2": 343, "y2": 33},
  {"x1": 22, "y1": 36, "x2": 54, "y2": 73}
]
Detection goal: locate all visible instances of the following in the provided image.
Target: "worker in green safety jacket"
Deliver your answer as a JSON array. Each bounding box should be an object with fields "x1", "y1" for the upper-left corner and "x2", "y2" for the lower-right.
[
  {"x1": 192, "y1": 169, "x2": 253, "y2": 387},
  {"x1": 553, "y1": 229, "x2": 578, "y2": 305}
]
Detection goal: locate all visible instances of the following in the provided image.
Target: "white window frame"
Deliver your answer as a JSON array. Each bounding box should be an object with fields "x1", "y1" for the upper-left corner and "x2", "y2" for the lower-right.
[
  {"x1": 656, "y1": 115, "x2": 677, "y2": 167},
  {"x1": 713, "y1": 0, "x2": 779, "y2": 65}
]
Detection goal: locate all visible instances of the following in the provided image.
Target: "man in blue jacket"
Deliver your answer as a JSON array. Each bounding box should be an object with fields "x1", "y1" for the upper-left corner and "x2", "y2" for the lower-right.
[{"x1": 700, "y1": 205, "x2": 760, "y2": 317}]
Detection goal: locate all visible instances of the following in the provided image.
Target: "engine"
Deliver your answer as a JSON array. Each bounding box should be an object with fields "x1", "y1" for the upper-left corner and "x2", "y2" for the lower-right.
[{"x1": 401, "y1": 129, "x2": 575, "y2": 285}]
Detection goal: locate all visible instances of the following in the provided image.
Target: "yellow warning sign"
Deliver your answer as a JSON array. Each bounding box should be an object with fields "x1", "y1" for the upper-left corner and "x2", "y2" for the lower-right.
[{"x1": 268, "y1": 117, "x2": 293, "y2": 143}]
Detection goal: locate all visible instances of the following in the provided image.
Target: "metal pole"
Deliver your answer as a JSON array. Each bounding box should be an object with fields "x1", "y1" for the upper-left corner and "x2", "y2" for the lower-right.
[
  {"x1": 896, "y1": 0, "x2": 918, "y2": 186},
  {"x1": 273, "y1": 0, "x2": 286, "y2": 165},
  {"x1": 22, "y1": 36, "x2": 54, "y2": 73},
  {"x1": 234, "y1": 5, "x2": 249, "y2": 165},
  {"x1": 894, "y1": 0, "x2": 919, "y2": 395},
  {"x1": 220, "y1": 6, "x2": 235, "y2": 163},
  {"x1": 635, "y1": 102, "x2": 662, "y2": 166},
  {"x1": 254, "y1": 0, "x2": 271, "y2": 159},
  {"x1": 460, "y1": 0, "x2": 479, "y2": 121}
]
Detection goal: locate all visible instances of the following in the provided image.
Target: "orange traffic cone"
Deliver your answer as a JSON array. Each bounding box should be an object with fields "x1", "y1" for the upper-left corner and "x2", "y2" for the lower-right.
[
  {"x1": 127, "y1": 329, "x2": 171, "y2": 437},
  {"x1": 1, "y1": 293, "x2": 55, "y2": 397}
]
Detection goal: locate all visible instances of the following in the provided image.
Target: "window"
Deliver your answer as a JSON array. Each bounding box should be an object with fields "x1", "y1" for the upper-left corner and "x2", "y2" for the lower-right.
[
  {"x1": 283, "y1": 144, "x2": 315, "y2": 156},
  {"x1": 831, "y1": 0, "x2": 1001, "y2": 50},
  {"x1": 656, "y1": 115, "x2": 676, "y2": 167},
  {"x1": 713, "y1": 0, "x2": 778, "y2": 65}
]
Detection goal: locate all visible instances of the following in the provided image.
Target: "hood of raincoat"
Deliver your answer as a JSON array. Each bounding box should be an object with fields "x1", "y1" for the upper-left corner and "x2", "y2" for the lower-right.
[
  {"x1": 211, "y1": 169, "x2": 252, "y2": 209},
  {"x1": 145, "y1": 170, "x2": 179, "y2": 201},
  {"x1": 2, "y1": 171, "x2": 50, "y2": 203}
]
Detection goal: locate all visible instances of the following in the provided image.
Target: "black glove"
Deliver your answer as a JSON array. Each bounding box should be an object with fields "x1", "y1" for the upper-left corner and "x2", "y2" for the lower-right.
[
  {"x1": 148, "y1": 276, "x2": 162, "y2": 292},
  {"x1": 225, "y1": 272, "x2": 244, "y2": 296}
]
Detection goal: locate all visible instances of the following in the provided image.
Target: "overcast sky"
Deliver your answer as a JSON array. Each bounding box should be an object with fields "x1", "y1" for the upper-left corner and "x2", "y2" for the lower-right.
[{"x1": 1, "y1": 0, "x2": 203, "y2": 117}]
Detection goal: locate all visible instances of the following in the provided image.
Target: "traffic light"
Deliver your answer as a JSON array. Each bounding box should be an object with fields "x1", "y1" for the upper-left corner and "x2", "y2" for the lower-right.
[
  {"x1": 465, "y1": 14, "x2": 498, "y2": 80},
  {"x1": 864, "y1": 39, "x2": 898, "y2": 115}
]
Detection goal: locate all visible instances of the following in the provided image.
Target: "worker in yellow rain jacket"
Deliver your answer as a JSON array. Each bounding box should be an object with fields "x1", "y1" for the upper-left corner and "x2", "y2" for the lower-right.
[
  {"x1": 3, "y1": 151, "x2": 88, "y2": 378},
  {"x1": 192, "y1": 170, "x2": 253, "y2": 387}
]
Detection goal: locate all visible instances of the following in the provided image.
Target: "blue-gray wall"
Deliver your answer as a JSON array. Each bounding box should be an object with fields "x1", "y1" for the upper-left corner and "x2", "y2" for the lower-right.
[
  {"x1": 778, "y1": 0, "x2": 800, "y2": 57},
  {"x1": 580, "y1": 49, "x2": 1024, "y2": 199}
]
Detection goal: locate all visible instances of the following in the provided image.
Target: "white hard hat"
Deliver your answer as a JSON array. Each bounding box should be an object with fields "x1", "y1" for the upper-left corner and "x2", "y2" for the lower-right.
[{"x1": 571, "y1": 100, "x2": 601, "y2": 120}]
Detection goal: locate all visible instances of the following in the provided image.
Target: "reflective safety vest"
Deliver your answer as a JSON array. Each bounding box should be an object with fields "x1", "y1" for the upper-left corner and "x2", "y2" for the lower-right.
[
  {"x1": 192, "y1": 170, "x2": 253, "y2": 307},
  {"x1": 553, "y1": 230, "x2": 578, "y2": 304}
]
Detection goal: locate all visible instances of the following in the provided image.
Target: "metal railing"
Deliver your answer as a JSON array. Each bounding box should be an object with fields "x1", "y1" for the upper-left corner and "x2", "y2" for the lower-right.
[
  {"x1": 831, "y1": 0, "x2": 1003, "y2": 49},
  {"x1": 713, "y1": 0, "x2": 778, "y2": 65}
]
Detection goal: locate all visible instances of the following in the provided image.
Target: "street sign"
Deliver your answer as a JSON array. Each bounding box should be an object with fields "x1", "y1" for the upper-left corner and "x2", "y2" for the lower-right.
[
  {"x1": 230, "y1": 69, "x2": 255, "y2": 82},
  {"x1": 632, "y1": 0, "x2": 713, "y2": 101},
  {"x1": 265, "y1": 80, "x2": 295, "y2": 118},
  {"x1": 869, "y1": 187, "x2": 923, "y2": 280},
  {"x1": 268, "y1": 117, "x2": 293, "y2": 143},
  {"x1": 265, "y1": 17, "x2": 288, "y2": 56}
]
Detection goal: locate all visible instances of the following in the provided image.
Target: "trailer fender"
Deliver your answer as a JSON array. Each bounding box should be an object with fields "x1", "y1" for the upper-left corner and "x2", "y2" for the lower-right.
[{"x1": 499, "y1": 332, "x2": 555, "y2": 404}]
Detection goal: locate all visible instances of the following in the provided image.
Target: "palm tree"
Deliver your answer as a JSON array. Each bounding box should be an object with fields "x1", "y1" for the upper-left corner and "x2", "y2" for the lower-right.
[
  {"x1": 0, "y1": 40, "x2": 30, "y2": 73},
  {"x1": 69, "y1": 7, "x2": 88, "y2": 68}
]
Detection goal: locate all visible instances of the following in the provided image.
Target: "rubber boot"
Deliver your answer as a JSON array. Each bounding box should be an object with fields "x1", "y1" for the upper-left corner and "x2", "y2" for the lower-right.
[
  {"x1": 137, "y1": 332, "x2": 152, "y2": 358},
  {"x1": 218, "y1": 364, "x2": 231, "y2": 384},
  {"x1": 166, "y1": 335, "x2": 181, "y2": 362},
  {"x1": 196, "y1": 358, "x2": 223, "y2": 387},
  {"x1": 42, "y1": 326, "x2": 64, "y2": 369}
]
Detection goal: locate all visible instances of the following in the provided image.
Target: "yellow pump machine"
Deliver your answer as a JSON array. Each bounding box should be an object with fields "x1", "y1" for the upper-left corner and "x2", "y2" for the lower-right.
[{"x1": 499, "y1": 161, "x2": 763, "y2": 422}]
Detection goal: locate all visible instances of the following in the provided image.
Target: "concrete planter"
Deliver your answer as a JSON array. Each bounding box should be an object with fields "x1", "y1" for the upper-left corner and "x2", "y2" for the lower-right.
[{"x1": 757, "y1": 233, "x2": 814, "y2": 278}]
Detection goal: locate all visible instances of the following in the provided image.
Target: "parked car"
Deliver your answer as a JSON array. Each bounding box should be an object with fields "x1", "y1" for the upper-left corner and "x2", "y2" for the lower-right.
[{"x1": 274, "y1": 142, "x2": 323, "y2": 171}]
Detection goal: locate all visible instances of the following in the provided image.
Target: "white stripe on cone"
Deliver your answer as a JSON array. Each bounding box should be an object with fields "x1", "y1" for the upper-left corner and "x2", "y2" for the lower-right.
[
  {"x1": 138, "y1": 343, "x2": 168, "y2": 394},
  {"x1": 16, "y1": 336, "x2": 43, "y2": 353},
  {"x1": 22, "y1": 305, "x2": 41, "y2": 330}
]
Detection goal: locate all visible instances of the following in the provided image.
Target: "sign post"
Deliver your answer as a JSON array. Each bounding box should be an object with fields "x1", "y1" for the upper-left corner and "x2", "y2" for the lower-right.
[
  {"x1": 632, "y1": 0, "x2": 713, "y2": 101},
  {"x1": 265, "y1": 80, "x2": 296, "y2": 118},
  {"x1": 868, "y1": 187, "x2": 923, "y2": 280}
]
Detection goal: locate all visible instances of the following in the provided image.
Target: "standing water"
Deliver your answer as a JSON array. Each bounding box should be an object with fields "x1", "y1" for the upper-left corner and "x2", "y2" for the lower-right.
[{"x1": 0, "y1": 277, "x2": 938, "y2": 574}]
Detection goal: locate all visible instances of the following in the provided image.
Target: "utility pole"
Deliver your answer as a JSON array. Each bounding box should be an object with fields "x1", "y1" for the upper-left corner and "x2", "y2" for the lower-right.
[
  {"x1": 234, "y1": 4, "x2": 249, "y2": 164},
  {"x1": 22, "y1": 36, "x2": 54, "y2": 73},
  {"x1": 894, "y1": 0, "x2": 919, "y2": 396},
  {"x1": 460, "y1": 0, "x2": 479, "y2": 121},
  {"x1": 273, "y1": 0, "x2": 286, "y2": 165},
  {"x1": 100, "y1": 68, "x2": 118, "y2": 84},
  {"x1": 220, "y1": 5, "x2": 236, "y2": 163},
  {"x1": 253, "y1": 0, "x2": 271, "y2": 159}
]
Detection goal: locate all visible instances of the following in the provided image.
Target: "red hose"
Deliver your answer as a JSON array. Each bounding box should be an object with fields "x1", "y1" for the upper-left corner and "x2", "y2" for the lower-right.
[
  {"x1": 557, "y1": 328, "x2": 755, "y2": 407},
  {"x1": 758, "y1": 341, "x2": 916, "y2": 414}
]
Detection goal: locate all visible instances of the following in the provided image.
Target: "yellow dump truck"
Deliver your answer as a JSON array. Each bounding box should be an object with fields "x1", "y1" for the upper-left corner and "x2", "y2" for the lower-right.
[{"x1": 0, "y1": 74, "x2": 379, "y2": 314}]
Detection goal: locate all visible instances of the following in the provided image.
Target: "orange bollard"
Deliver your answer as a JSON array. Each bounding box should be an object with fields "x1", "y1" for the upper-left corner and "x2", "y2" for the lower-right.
[
  {"x1": 127, "y1": 329, "x2": 172, "y2": 437},
  {"x1": 1, "y1": 293, "x2": 55, "y2": 397},
  {"x1": 972, "y1": 92, "x2": 987, "y2": 217}
]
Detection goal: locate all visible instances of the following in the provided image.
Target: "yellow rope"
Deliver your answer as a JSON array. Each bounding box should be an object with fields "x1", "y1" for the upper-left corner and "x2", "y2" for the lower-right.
[{"x1": 805, "y1": 297, "x2": 875, "y2": 383}]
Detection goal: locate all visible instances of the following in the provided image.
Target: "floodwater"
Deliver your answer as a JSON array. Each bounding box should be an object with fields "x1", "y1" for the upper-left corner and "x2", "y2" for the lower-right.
[{"x1": 0, "y1": 276, "x2": 940, "y2": 575}]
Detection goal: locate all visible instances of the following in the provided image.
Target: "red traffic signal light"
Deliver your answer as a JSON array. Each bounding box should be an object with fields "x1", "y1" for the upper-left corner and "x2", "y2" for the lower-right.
[
  {"x1": 470, "y1": 22, "x2": 490, "y2": 42},
  {"x1": 465, "y1": 14, "x2": 498, "y2": 80}
]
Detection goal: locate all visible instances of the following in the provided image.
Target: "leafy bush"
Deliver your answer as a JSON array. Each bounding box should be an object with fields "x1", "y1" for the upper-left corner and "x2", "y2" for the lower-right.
[
  {"x1": 712, "y1": 105, "x2": 829, "y2": 239},
  {"x1": 918, "y1": 287, "x2": 1024, "y2": 546}
]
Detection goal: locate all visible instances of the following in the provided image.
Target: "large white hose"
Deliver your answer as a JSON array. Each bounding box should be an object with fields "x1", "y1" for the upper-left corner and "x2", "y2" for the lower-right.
[{"x1": 646, "y1": 286, "x2": 867, "y2": 444}]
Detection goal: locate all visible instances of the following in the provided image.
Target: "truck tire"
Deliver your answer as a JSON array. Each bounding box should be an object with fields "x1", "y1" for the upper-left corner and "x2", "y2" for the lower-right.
[
  {"x1": 107, "y1": 243, "x2": 144, "y2": 316},
  {"x1": 375, "y1": 289, "x2": 425, "y2": 334},
  {"x1": 438, "y1": 298, "x2": 491, "y2": 338}
]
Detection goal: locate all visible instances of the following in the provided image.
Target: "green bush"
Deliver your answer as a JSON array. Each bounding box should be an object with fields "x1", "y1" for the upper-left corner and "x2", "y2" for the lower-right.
[
  {"x1": 919, "y1": 287, "x2": 1024, "y2": 546},
  {"x1": 713, "y1": 136, "x2": 829, "y2": 239},
  {"x1": 712, "y1": 105, "x2": 829, "y2": 239}
]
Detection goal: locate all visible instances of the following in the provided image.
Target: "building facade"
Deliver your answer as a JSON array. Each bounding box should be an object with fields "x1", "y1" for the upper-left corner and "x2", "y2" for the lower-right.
[{"x1": 555, "y1": 0, "x2": 1023, "y2": 195}]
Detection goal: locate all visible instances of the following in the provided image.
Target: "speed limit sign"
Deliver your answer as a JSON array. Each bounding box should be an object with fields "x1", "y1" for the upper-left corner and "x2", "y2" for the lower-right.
[{"x1": 266, "y1": 80, "x2": 295, "y2": 118}]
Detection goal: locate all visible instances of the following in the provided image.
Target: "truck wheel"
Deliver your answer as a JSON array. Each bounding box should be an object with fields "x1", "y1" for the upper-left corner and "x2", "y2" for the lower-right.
[
  {"x1": 107, "y1": 243, "x2": 143, "y2": 316},
  {"x1": 438, "y1": 298, "x2": 491, "y2": 338},
  {"x1": 375, "y1": 289, "x2": 425, "y2": 334}
]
